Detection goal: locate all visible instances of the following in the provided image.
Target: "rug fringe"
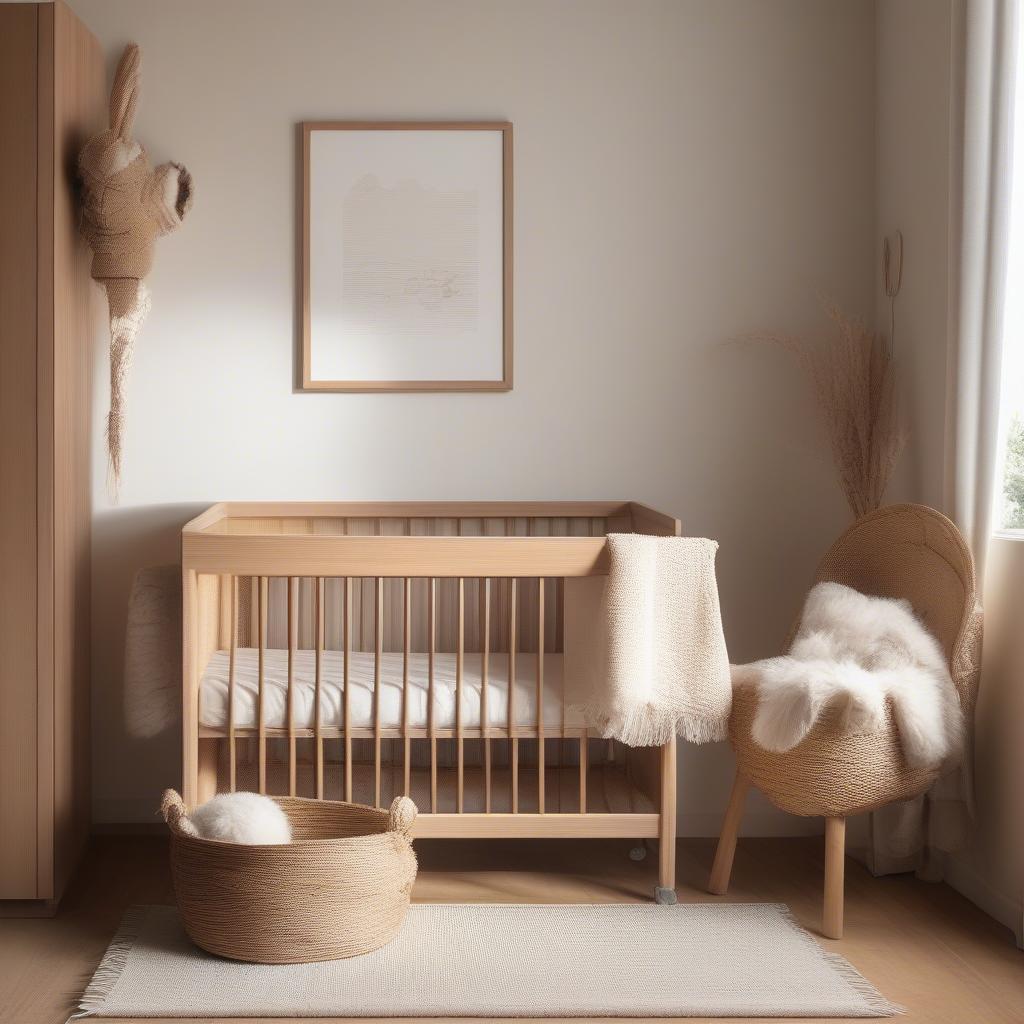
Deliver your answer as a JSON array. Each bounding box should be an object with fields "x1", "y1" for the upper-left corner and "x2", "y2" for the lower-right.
[
  {"x1": 772, "y1": 903, "x2": 906, "y2": 1017},
  {"x1": 68, "y1": 906, "x2": 148, "y2": 1022}
]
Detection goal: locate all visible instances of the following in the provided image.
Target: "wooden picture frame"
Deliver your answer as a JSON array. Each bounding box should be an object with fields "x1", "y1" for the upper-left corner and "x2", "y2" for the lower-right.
[{"x1": 299, "y1": 121, "x2": 513, "y2": 392}]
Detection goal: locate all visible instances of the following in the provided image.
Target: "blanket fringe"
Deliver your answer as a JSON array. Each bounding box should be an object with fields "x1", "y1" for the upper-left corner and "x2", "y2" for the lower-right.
[
  {"x1": 576, "y1": 702, "x2": 730, "y2": 748},
  {"x1": 68, "y1": 906, "x2": 148, "y2": 1021}
]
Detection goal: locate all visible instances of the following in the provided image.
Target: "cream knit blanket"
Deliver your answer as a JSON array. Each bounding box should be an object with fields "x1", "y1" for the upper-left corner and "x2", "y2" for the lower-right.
[{"x1": 565, "y1": 535, "x2": 731, "y2": 746}]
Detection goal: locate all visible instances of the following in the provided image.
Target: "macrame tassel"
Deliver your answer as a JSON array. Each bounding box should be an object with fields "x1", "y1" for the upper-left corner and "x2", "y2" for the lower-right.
[{"x1": 105, "y1": 280, "x2": 150, "y2": 498}]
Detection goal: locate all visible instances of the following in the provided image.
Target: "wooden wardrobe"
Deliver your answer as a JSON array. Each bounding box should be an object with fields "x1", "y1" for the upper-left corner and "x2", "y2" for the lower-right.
[{"x1": 0, "y1": 1, "x2": 103, "y2": 912}]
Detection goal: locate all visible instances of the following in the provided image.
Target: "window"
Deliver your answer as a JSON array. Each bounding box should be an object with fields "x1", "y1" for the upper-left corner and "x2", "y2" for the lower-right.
[{"x1": 997, "y1": 26, "x2": 1024, "y2": 531}]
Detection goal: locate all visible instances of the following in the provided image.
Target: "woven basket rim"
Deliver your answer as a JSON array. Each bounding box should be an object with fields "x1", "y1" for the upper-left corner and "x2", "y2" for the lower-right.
[
  {"x1": 164, "y1": 793, "x2": 404, "y2": 850},
  {"x1": 272, "y1": 794, "x2": 390, "y2": 816},
  {"x1": 170, "y1": 830, "x2": 401, "y2": 851}
]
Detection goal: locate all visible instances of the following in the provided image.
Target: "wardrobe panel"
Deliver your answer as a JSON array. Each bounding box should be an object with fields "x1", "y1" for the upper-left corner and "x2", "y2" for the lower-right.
[
  {"x1": 48, "y1": 0, "x2": 102, "y2": 899},
  {"x1": 0, "y1": 0, "x2": 101, "y2": 907},
  {"x1": 0, "y1": 3, "x2": 40, "y2": 900}
]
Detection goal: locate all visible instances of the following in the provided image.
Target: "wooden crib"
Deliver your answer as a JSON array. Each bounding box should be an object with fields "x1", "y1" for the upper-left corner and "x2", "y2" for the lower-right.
[{"x1": 182, "y1": 501, "x2": 680, "y2": 900}]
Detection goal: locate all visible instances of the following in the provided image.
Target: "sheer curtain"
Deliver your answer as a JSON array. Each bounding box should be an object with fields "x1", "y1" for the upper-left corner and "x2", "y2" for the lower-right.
[
  {"x1": 944, "y1": 0, "x2": 1019, "y2": 582},
  {"x1": 868, "y1": 0, "x2": 1019, "y2": 878}
]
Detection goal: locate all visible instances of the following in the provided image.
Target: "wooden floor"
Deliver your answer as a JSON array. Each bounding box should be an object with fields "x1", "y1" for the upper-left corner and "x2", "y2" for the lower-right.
[{"x1": 0, "y1": 835, "x2": 1020, "y2": 1024}]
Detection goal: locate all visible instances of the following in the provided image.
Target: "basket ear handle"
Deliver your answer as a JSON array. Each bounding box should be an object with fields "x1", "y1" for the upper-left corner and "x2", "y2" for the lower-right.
[
  {"x1": 387, "y1": 796, "x2": 417, "y2": 836},
  {"x1": 160, "y1": 789, "x2": 199, "y2": 838}
]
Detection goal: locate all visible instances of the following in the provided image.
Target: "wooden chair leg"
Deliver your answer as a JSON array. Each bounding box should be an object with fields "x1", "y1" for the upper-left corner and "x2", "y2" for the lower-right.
[
  {"x1": 822, "y1": 816, "x2": 846, "y2": 939},
  {"x1": 708, "y1": 772, "x2": 750, "y2": 894},
  {"x1": 656, "y1": 736, "x2": 677, "y2": 904}
]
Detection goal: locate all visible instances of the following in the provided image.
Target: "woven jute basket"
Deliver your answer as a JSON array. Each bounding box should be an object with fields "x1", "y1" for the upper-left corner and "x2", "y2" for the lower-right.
[
  {"x1": 161, "y1": 790, "x2": 418, "y2": 963},
  {"x1": 731, "y1": 504, "x2": 982, "y2": 818}
]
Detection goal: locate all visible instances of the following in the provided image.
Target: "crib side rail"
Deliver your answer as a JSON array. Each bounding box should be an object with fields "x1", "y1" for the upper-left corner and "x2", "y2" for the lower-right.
[
  {"x1": 183, "y1": 499, "x2": 632, "y2": 531},
  {"x1": 181, "y1": 507, "x2": 678, "y2": 829},
  {"x1": 182, "y1": 533, "x2": 609, "y2": 579},
  {"x1": 183, "y1": 570, "x2": 595, "y2": 817}
]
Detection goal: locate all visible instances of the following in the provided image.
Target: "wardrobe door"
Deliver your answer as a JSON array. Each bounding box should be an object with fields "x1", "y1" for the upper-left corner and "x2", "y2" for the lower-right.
[
  {"x1": 0, "y1": 2, "x2": 41, "y2": 901},
  {"x1": 45, "y1": 0, "x2": 103, "y2": 902},
  {"x1": 0, "y1": 0, "x2": 101, "y2": 906}
]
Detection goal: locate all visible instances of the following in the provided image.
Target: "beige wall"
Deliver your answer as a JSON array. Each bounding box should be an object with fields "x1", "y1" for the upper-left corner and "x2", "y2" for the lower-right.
[
  {"x1": 68, "y1": 0, "x2": 876, "y2": 827},
  {"x1": 874, "y1": 0, "x2": 954, "y2": 511}
]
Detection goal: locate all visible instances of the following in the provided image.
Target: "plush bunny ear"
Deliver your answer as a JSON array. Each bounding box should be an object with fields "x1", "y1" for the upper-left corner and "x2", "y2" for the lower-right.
[{"x1": 110, "y1": 43, "x2": 141, "y2": 140}]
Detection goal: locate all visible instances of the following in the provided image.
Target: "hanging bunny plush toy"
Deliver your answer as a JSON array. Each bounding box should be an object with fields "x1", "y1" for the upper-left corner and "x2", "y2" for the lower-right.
[{"x1": 79, "y1": 44, "x2": 193, "y2": 495}]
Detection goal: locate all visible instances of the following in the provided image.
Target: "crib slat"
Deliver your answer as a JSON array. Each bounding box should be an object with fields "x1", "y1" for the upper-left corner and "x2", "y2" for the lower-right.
[
  {"x1": 374, "y1": 576, "x2": 383, "y2": 808},
  {"x1": 560, "y1": 600, "x2": 566, "y2": 813},
  {"x1": 257, "y1": 575, "x2": 268, "y2": 794},
  {"x1": 556, "y1": 576, "x2": 565, "y2": 662},
  {"x1": 429, "y1": 577, "x2": 437, "y2": 813},
  {"x1": 287, "y1": 576, "x2": 298, "y2": 796},
  {"x1": 456, "y1": 577, "x2": 465, "y2": 813},
  {"x1": 403, "y1": 576, "x2": 411, "y2": 797},
  {"x1": 315, "y1": 576, "x2": 324, "y2": 800},
  {"x1": 218, "y1": 573, "x2": 231, "y2": 652},
  {"x1": 247, "y1": 576, "x2": 258, "y2": 647},
  {"x1": 579, "y1": 732, "x2": 588, "y2": 813},
  {"x1": 481, "y1": 577, "x2": 491, "y2": 813},
  {"x1": 508, "y1": 577, "x2": 518, "y2": 814},
  {"x1": 227, "y1": 575, "x2": 237, "y2": 792},
  {"x1": 343, "y1": 576, "x2": 353, "y2": 802},
  {"x1": 537, "y1": 576, "x2": 545, "y2": 814}
]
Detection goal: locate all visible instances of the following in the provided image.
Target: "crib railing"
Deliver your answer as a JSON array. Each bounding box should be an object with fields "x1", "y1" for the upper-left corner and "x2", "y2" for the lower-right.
[
  {"x1": 192, "y1": 570, "x2": 595, "y2": 817},
  {"x1": 182, "y1": 502, "x2": 679, "y2": 854}
]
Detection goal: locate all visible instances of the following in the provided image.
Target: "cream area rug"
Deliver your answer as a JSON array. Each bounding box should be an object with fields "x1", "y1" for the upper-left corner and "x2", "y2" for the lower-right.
[{"x1": 74, "y1": 904, "x2": 900, "y2": 1019}]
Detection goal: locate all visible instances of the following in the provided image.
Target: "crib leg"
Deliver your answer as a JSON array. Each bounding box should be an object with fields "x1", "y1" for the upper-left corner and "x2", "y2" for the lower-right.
[
  {"x1": 655, "y1": 736, "x2": 677, "y2": 904},
  {"x1": 197, "y1": 738, "x2": 219, "y2": 805},
  {"x1": 708, "y1": 771, "x2": 750, "y2": 895},
  {"x1": 182, "y1": 738, "x2": 198, "y2": 810},
  {"x1": 822, "y1": 816, "x2": 846, "y2": 939}
]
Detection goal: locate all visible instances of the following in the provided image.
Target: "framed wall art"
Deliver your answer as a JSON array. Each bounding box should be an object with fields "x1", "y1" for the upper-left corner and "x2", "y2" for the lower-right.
[{"x1": 300, "y1": 121, "x2": 512, "y2": 391}]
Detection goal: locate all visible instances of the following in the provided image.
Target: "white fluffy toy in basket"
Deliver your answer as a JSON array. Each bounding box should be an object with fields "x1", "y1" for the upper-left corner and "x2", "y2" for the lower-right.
[
  {"x1": 161, "y1": 789, "x2": 418, "y2": 963},
  {"x1": 185, "y1": 792, "x2": 293, "y2": 844}
]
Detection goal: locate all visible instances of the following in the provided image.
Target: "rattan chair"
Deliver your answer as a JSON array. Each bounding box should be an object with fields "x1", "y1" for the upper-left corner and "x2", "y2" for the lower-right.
[{"x1": 707, "y1": 504, "x2": 981, "y2": 938}]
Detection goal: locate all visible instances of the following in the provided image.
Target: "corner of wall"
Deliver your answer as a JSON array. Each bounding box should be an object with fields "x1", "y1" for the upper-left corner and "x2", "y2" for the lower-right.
[{"x1": 942, "y1": 849, "x2": 1024, "y2": 947}]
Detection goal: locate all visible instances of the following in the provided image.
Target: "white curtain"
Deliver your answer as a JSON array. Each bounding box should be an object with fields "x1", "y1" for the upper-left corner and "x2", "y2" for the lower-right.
[
  {"x1": 868, "y1": 0, "x2": 1019, "y2": 878},
  {"x1": 944, "y1": 0, "x2": 1019, "y2": 586}
]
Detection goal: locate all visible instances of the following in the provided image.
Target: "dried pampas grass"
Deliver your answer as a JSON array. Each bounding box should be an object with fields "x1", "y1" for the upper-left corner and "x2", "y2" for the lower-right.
[{"x1": 757, "y1": 305, "x2": 906, "y2": 519}]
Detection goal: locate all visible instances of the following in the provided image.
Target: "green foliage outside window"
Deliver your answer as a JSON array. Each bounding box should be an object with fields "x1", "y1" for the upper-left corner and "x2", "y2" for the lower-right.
[{"x1": 1003, "y1": 415, "x2": 1024, "y2": 529}]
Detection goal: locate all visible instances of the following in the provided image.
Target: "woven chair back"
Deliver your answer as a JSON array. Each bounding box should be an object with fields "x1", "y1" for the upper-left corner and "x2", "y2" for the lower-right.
[{"x1": 812, "y1": 503, "x2": 981, "y2": 711}]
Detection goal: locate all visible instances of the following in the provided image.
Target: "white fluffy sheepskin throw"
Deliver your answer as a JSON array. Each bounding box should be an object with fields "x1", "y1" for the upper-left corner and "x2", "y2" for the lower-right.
[
  {"x1": 731, "y1": 582, "x2": 964, "y2": 770},
  {"x1": 189, "y1": 792, "x2": 292, "y2": 845}
]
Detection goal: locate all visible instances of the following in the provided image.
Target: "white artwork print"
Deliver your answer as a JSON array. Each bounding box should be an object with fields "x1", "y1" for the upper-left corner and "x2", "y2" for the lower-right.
[
  {"x1": 342, "y1": 175, "x2": 479, "y2": 332},
  {"x1": 309, "y1": 129, "x2": 505, "y2": 383}
]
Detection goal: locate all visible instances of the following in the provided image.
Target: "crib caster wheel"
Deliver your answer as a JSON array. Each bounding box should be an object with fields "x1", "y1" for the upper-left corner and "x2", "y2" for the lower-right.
[
  {"x1": 654, "y1": 886, "x2": 677, "y2": 905},
  {"x1": 629, "y1": 844, "x2": 648, "y2": 862}
]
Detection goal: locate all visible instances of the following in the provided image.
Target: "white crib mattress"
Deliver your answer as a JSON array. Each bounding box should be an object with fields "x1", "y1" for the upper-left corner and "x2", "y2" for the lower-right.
[{"x1": 199, "y1": 648, "x2": 567, "y2": 732}]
